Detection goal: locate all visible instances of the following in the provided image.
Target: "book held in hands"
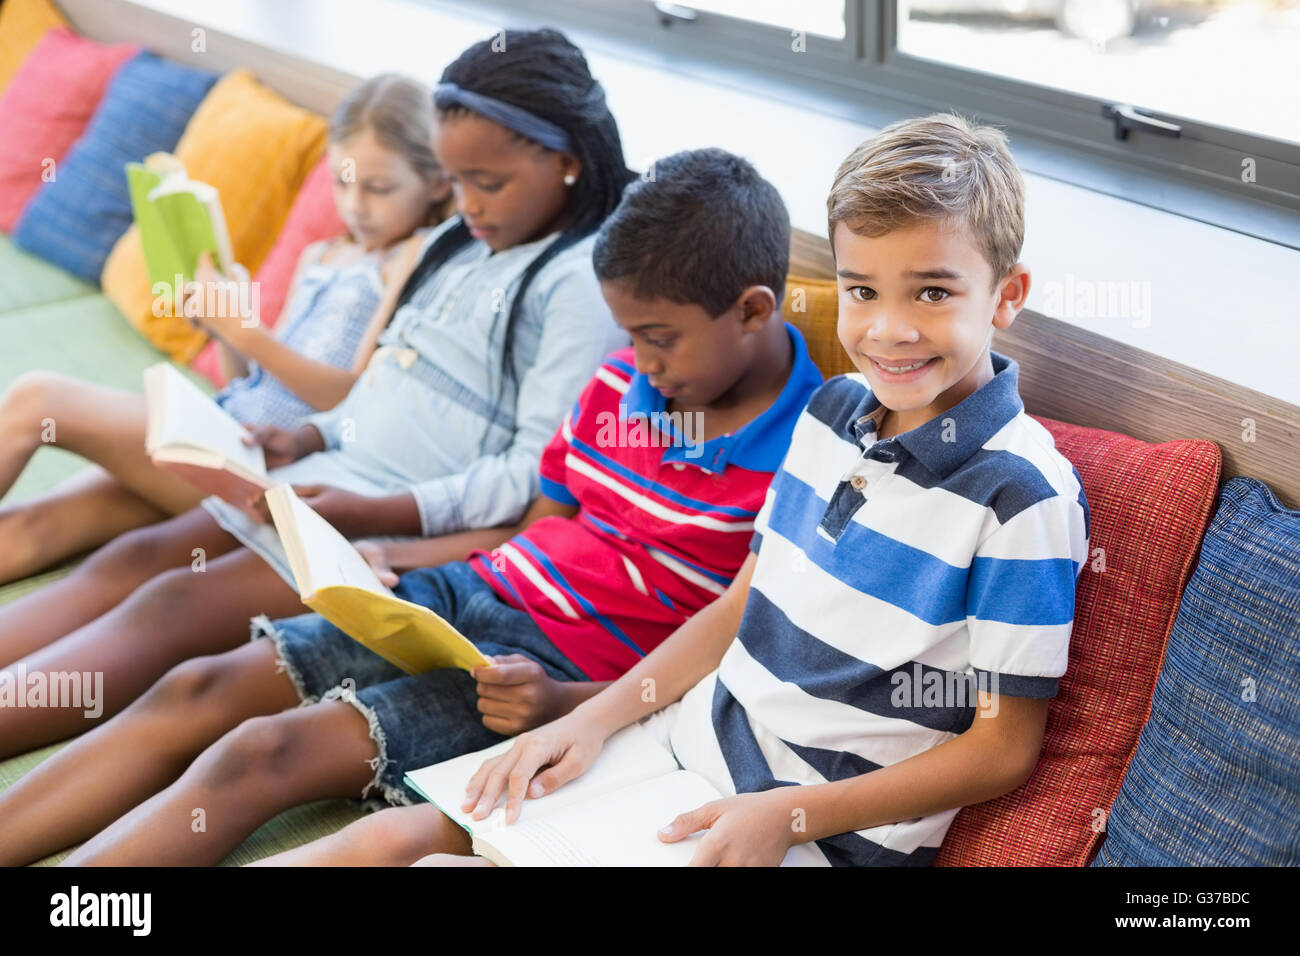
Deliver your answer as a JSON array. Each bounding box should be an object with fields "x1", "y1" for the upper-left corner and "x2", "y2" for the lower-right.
[
  {"x1": 264, "y1": 484, "x2": 491, "y2": 675},
  {"x1": 404, "y1": 723, "x2": 723, "y2": 866},
  {"x1": 143, "y1": 361, "x2": 270, "y2": 505}
]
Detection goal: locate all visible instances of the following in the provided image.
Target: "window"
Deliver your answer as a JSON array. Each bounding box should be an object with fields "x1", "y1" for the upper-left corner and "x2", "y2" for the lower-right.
[
  {"x1": 896, "y1": 0, "x2": 1300, "y2": 147},
  {"x1": 463, "y1": 0, "x2": 1300, "y2": 246}
]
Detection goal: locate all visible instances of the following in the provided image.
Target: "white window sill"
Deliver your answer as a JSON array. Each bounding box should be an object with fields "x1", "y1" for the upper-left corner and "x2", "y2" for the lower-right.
[{"x1": 131, "y1": 0, "x2": 1300, "y2": 406}]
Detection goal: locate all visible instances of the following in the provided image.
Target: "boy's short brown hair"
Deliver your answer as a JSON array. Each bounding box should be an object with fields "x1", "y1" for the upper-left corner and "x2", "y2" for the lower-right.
[{"x1": 827, "y1": 112, "x2": 1025, "y2": 288}]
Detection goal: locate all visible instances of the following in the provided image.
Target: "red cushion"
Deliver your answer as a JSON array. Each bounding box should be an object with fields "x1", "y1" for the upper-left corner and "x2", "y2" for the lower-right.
[
  {"x1": 934, "y1": 417, "x2": 1221, "y2": 866},
  {"x1": 0, "y1": 28, "x2": 136, "y2": 231},
  {"x1": 191, "y1": 155, "x2": 347, "y2": 386}
]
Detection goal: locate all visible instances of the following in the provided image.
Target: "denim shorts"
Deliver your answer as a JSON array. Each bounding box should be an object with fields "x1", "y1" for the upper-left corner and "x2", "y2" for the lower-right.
[{"x1": 250, "y1": 561, "x2": 588, "y2": 806}]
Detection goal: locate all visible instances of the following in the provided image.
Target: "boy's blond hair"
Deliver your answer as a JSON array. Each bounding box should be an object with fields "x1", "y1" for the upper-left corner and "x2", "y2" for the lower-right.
[{"x1": 827, "y1": 112, "x2": 1025, "y2": 289}]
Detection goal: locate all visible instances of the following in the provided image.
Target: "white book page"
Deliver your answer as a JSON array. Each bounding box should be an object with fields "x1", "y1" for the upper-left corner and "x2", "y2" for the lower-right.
[
  {"x1": 145, "y1": 363, "x2": 265, "y2": 477},
  {"x1": 406, "y1": 722, "x2": 680, "y2": 835},
  {"x1": 475, "y1": 770, "x2": 721, "y2": 867},
  {"x1": 266, "y1": 485, "x2": 391, "y2": 598}
]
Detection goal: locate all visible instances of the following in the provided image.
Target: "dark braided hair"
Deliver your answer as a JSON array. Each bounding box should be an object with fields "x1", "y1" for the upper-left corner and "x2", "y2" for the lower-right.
[{"x1": 392, "y1": 29, "x2": 634, "y2": 435}]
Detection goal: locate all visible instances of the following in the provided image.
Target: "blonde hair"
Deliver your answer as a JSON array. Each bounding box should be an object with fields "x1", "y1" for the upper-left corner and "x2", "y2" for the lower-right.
[
  {"x1": 827, "y1": 112, "x2": 1025, "y2": 288},
  {"x1": 330, "y1": 74, "x2": 439, "y2": 181}
]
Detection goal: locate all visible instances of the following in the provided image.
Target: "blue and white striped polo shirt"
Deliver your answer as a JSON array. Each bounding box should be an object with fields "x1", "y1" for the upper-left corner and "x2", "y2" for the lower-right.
[{"x1": 665, "y1": 350, "x2": 1090, "y2": 866}]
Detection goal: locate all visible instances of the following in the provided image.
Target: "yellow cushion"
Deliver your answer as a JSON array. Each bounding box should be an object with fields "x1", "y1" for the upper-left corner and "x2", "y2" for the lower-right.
[
  {"x1": 101, "y1": 70, "x2": 328, "y2": 361},
  {"x1": 783, "y1": 273, "x2": 856, "y2": 379},
  {"x1": 0, "y1": 0, "x2": 67, "y2": 96}
]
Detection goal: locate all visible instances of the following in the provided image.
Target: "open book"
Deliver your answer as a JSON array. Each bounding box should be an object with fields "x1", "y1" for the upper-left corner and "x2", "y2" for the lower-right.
[
  {"x1": 405, "y1": 723, "x2": 723, "y2": 866},
  {"x1": 143, "y1": 362, "x2": 270, "y2": 505},
  {"x1": 264, "y1": 484, "x2": 490, "y2": 675},
  {"x1": 126, "y1": 151, "x2": 234, "y2": 288}
]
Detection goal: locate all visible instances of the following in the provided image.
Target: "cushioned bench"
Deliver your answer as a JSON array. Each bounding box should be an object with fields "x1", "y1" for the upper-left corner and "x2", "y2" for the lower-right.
[{"x1": 1, "y1": 0, "x2": 1295, "y2": 867}]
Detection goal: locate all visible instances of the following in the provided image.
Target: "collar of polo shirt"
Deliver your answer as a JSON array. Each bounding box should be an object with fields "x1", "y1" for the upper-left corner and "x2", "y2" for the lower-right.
[
  {"x1": 847, "y1": 350, "x2": 1026, "y2": 479},
  {"x1": 620, "y1": 324, "x2": 823, "y2": 475}
]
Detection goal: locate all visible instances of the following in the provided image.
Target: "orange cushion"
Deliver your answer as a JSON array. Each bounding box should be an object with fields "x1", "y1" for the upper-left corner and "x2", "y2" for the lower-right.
[
  {"x1": 191, "y1": 155, "x2": 348, "y2": 386},
  {"x1": 0, "y1": 0, "x2": 67, "y2": 96},
  {"x1": 101, "y1": 70, "x2": 328, "y2": 362},
  {"x1": 934, "y1": 419, "x2": 1221, "y2": 866},
  {"x1": 782, "y1": 274, "x2": 856, "y2": 379}
]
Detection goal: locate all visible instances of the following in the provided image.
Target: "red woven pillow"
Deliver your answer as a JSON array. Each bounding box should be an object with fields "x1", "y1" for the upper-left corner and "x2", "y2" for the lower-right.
[
  {"x1": 934, "y1": 417, "x2": 1221, "y2": 866},
  {"x1": 0, "y1": 28, "x2": 136, "y2": 231},
  {"x1": 191, "y1": 155, "x2": 347, "y2": 386}
]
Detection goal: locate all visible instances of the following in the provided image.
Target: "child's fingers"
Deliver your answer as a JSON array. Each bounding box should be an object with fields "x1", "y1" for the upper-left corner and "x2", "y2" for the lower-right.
[
  {"x1": 471, "y1": 747, "x2": 534, "y2": 820},
  {"x1": 474, "y1": 680, "x2": 525, "y2": 703},
  {"x1": 658, "y1": 801, "x2": 719, "y2": 844},
  {"x1": 473, "y1": 657, "x2": 539, "y2": 686},
  {"x1": 526, "y1": 748, "x2": 587, "y2": 802},
  {"x1": 461, "y1": 753, "x2": 505, "y2": 810},
  {"x1": 474, "y1": 695, "x2": 520, "y2": 719},
  {"x1": 501, "y1": 738, "x2": 556, "y2": 823}
]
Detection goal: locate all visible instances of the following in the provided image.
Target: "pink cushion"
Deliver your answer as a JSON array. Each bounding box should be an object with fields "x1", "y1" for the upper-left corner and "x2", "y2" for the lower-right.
[
  {"x1": 0, "y1": 28, "x2": 136, "y2": 231},
  {"x1": 934, "y1": 417, "x2": 1221, "y2": 866},
  {"x1": 191, "y1": 155, "x2": 347, "y2": 386}
]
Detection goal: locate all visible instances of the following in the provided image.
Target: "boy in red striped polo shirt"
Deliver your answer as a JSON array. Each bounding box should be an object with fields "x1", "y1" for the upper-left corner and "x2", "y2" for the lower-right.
[{"x1": 50, "y1": 148, "x2": 824, "y2": 866}]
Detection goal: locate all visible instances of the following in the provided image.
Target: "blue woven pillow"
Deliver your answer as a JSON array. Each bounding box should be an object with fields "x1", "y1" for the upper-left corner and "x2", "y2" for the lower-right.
[
  {"x1": 12, "y1": 51, "x2": 218, "y2": 282},
  {"x1": 1092, "y1": 476, "x2": 1300, "y2": 865}
]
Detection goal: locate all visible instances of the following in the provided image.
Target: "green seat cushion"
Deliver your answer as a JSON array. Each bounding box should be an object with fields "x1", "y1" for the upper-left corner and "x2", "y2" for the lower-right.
[{"x1": 0, "y1": 233, "x2": 96, "y2": 313}]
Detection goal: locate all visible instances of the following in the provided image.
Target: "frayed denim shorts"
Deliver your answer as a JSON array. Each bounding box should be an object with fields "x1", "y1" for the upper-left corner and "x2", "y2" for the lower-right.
[{"x1": 250, "y1": 561, "x2": 588, "y2": 806}]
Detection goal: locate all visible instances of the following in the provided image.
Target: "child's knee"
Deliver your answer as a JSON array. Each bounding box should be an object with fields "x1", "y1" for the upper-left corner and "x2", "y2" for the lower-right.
[
  {"x1": 126, "y1": 565, "x2": 206, "y2": 628},
  {"x1": 201, "y1": 714, "x2": 301, "y2": 786},
  {"x1": 0, "y1": 370, "x2": 66, "y2": 430},
  {"x1": 353, "y1": 806, "x2": 471, "y2": 864},
  {"x1": 80, "y1": 522, "x2": 176, "y2": 580},
  {"x1": 411, "y1": 852, "x2": 490, "y2": 867},
  {"x1": 139, "y1": 655, "x2": 234, "y2": 713}
]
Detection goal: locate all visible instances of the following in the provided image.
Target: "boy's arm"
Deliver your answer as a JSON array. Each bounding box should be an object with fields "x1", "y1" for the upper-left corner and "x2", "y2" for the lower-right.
[
  {"x1": 659, "y1": 691, "x2": 1050, "y2": 865},
  {"x1": 462, "y1": 552, "x2": 757, "y2": 821},
  {"x1": 577, "y1": 549, "x2": 756, "y2": 735},
  {"x1": 471, "y1": 550, "x2": 757, "y2": 736}
]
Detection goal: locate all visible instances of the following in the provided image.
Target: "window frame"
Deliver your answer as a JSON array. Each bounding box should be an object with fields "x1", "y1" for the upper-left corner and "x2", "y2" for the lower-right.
[{"x1": 434, "y1": 0, "x2": 1300, "y2": 248}]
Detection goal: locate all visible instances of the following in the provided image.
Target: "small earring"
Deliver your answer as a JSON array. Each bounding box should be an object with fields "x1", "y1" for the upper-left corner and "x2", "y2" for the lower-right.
[{"x1": 563, "y1": 173, "x2": 577, "y2": 186}]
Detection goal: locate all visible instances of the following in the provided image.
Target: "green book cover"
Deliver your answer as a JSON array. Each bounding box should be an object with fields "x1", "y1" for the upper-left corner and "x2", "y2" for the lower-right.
[{"x1": 125, "y1": 157, "x2": 234, "y2": 290}]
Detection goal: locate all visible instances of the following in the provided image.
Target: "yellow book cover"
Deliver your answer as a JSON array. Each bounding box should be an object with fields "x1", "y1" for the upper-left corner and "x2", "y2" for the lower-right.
[{"x1": 264, "y1": 485, "x2": 489, "y2": 675}]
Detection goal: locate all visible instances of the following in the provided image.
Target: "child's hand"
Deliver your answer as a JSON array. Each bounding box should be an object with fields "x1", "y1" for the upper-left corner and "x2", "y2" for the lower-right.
[
  {"x1": 183, "y1": 251, "x2": 258, "y2": 341},
  {"x1": 292, "y1": 484, "x2": 371, "y2": 536},
  {"x1": 471, "y1": 655, "x2": 572, "y2": 736},
  {"x1": 242, "y1": 424, "x2": 313, "y2": 469},
  {"x1": 355, "y1": 540, "x2": 398, "y2": 587},
  {"x1": 659, "y1": 790, "x2": 798, "y2": 866},
  {"x1": 461, "y1": 713, "x2": 608, "y2": 825}
]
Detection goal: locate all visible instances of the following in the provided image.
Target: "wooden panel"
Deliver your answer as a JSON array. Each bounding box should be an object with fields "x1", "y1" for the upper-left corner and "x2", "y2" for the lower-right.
[
  {"x1": 56, "y1": 0, "x2": 360, "y2": 114},
  {"x1": 788, "y1": 225, "x2": 1298, "y2": 507}
]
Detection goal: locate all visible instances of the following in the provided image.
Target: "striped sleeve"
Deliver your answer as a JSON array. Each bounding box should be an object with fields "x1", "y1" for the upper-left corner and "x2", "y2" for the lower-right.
[
  {"x1": 965, "y1": 491, "x2": 1088, "y2": 698},
  {"x1": 538, "y1": 398, "x2": 580, "y2": 506}
]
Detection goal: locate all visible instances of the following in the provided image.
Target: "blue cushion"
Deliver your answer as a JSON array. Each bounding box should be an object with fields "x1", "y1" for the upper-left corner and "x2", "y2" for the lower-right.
[
  {"x1": 1092, "y1": 477, "x2": 1300, "y2": 866},
  {"x1": 11, "y1": 51, "x2": 218, "y2": 283}
]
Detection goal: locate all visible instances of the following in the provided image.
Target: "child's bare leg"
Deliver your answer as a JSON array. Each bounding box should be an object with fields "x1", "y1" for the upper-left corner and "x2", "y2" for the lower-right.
[
  {"x1": 249, "y1": 804, "x2": 473, "y2": 866},
  {"x1": 0, "y1": 548, "x2": 302, "y2": 759},
  {"x1": 65, "y1": 699, "x2": 382, "y2": 866},
  {"x1": 0, "y1": 507, "x2": 239, "y2": 667},
  {"x1": 0, "y1": 372, "x2": 200, "y2": 512},
  {"x1": 0, "y1": 641, "x2": 297, "y2": 867},
  {"x1": 411, "y1": 853, "x2": 493, "y2": 866},
  {"x1": 0, "y1": 373, "x2": 209, "y2": 583},
  {"x1": 0, "y1": 469, "x2": 167, "y2": 583}
]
